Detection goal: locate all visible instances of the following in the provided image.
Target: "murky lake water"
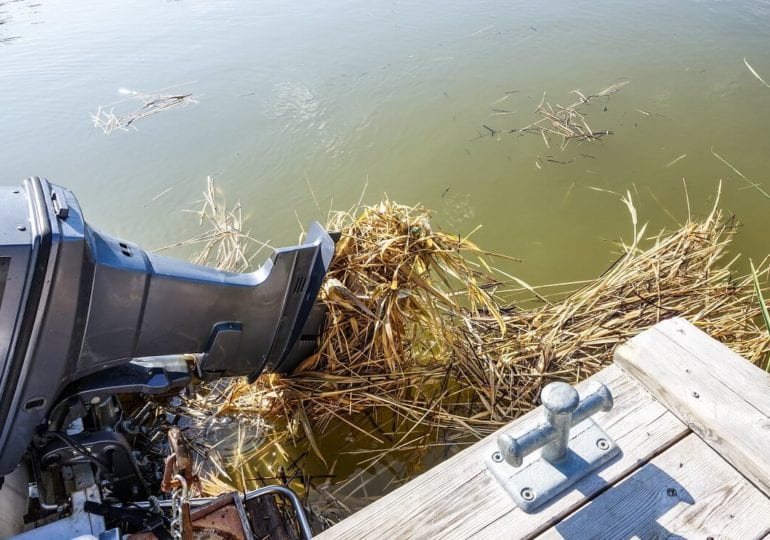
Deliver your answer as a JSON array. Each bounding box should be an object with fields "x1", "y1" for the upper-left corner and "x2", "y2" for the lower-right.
[
  {"x1": 3, "y1": 0, "x2": 770, "y2": 286},
  {"x1": 2, "y1": 0, "x2": 770, "y2": 517}
]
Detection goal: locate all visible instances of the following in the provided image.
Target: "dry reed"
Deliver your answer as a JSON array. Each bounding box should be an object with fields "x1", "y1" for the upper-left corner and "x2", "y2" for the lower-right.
[
  {"x1": 157, "y1": 176, "x2": 270, "y2": 271},
  {"x1": 744, "y1": 57, "x2": 770, "y2": 89},
  {"x1": 91, "y1": 86, "x2": 198, "y2": 134},
  {"x1": 167, "y1": 180, "x2": 770, "y2": 522},
  {"x1": 519, "y1": 80, "x2": 629, "y2": 150}
]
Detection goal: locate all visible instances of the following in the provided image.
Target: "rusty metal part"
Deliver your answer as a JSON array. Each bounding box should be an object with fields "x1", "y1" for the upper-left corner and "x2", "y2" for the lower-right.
[
  {"x1": 125, "y1": 500, "x2": 246, "y2": 540},
  {"x1": 129, "y1": 485, "x2": 311, "y2": 540},
  {"x1": 189, "y1": 493, "x2": 238, "y2": 521},
  {"x1": 189, "y1": 492, "x2": 251, "y2": 540},
  {"x1": 181, "y1": 499, "x2": 193, "y2": 540},
  {"x1": 169, "y1": 427, "x2": 192, "y2": 473},
  {"x1": 128, "y1": 494, "x2": 251, "y2": 540},
  {"x1": 160, "y1": 454, "x2": 177, "y2": 493},
  {"x1": 161, "y1": 428, "x2": 199, "y2": 494},
  {"x1": 170, "y1": 474, "x2": 189, "y2": 540}
]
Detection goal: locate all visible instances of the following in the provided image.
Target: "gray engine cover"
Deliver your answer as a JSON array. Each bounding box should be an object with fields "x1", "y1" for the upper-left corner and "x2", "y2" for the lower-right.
[{"x1": 0, "y1": 177, "x2": 334, "y2": 476}]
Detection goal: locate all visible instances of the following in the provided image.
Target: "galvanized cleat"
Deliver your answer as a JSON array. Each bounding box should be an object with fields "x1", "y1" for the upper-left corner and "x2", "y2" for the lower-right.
[{"x1": 486, "y1": 381, "x2": 620, "y2": 512}]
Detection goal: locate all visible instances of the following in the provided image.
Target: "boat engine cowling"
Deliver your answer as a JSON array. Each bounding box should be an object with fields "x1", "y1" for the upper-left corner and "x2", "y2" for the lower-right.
[{"x1": 0, "y1": 177, "x2": 335, "y2": 484}]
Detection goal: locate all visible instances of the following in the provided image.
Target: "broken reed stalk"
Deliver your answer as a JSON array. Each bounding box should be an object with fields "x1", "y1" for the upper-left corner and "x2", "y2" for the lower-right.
[
  {"x1": 519, "y1": 80, "x2": 628, "y2": 150},
  {"x1": 91, "y1": 88, "x2": 198, "y2": 134},
  {"x1": 170, "y1": 181, "x2": 770, "y2": 523},
  {"x1": 156, "y1": 176, "x2": 270, "y2": 272}
]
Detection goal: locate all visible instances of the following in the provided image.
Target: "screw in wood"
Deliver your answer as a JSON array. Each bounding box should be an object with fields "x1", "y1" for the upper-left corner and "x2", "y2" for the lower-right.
[
  {"x1": 520, "y1": 488, "x2": 535, "y2": 501},
  {"x1": 492, "y1": 451, "x2": 503, "y2": 463}
]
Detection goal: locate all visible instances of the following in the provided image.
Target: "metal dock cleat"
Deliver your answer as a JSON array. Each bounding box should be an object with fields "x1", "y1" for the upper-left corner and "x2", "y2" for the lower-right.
[{"x1": 485, "y1": 380, "x2": 620, "y2": 512}]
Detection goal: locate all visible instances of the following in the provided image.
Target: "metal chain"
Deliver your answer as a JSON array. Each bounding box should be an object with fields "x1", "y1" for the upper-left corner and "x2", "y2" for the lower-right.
[{"x1": 169, "y1": 474, "x2": 188, "y2": 540}]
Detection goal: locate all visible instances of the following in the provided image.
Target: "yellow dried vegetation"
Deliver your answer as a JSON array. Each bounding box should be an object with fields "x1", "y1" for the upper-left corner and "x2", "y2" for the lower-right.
[{"x1": 170, "y1": 180, "x2": 770, "y2": 511}]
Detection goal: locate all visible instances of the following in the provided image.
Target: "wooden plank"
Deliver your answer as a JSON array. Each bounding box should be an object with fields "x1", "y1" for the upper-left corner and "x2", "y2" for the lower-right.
[
  {"x1": 537, "y1": 434, "x2": 770, "y2": 539},
  {"x1": 317, "y1": 365, "x2": 688, "y2": 540},
  {"x1": 615, "y1": 317, "x2": 770, "y2": 497}
]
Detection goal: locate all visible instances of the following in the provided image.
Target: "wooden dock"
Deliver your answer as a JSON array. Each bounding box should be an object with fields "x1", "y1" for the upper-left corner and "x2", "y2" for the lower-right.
[{"x1": 317, "y1": 318, "x2": 770, "y2": 539}]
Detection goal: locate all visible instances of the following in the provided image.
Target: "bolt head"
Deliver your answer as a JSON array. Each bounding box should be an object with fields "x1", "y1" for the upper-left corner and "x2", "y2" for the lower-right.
[
  {"x1": 596, "y1": 438, "x2": 610, "y2": 451},
  {"x1": 520, "y1": 487, "x2": 535, "y2": 501},
  {"x1": 541, "y1": 382, "x2": 579, "y2": 414}
]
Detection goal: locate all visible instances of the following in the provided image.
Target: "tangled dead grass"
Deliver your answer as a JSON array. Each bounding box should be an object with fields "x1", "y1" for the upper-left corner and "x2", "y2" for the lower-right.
[
  {"x1": 157, "y1": 176, "x2": 270, "y2": 271},
  {"x1": 166, "y1": 180, "x2": 770, "y2": 522}
]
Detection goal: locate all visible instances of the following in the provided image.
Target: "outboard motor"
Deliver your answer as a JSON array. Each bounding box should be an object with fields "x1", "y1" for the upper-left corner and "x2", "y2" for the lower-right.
[{"x1": 0, "y1": 177, "x2": 334, "y2": 504}]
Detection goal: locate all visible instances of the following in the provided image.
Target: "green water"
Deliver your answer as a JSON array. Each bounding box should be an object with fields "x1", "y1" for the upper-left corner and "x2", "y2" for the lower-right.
[
  {"x1": 2, "y1": 0, "x2": 769, "y2": 285},
  {"x1": 2, "y1": 0, "x2": 770, "y2": 517}
]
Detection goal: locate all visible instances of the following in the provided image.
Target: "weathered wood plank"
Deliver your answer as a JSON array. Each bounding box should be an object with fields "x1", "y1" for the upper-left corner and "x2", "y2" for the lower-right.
[
  {"x1": 318, "y1": 365, "x2": 687, "y2": 540},
  {"x1": 615, "y1": 317, "x2": 770, "y2": 497},
  {"x1": 537, "y1": 434, "x2": 770, "y2": 539}
]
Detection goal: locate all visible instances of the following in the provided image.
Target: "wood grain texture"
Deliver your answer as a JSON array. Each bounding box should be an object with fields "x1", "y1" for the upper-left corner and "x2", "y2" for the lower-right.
[
  {"x1": 537, "y1": 434, "x2": 770, "y2": 539},
  {"x1": 317, "y1": 365, "x2": 687, "y2": 540},
  {"x1": 615, "y1": 317, "x2": 770, "y2": 497}
]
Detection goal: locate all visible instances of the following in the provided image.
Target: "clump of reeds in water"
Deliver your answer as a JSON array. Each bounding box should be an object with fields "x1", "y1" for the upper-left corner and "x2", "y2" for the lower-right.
[
  {"x1": 157, "y1": 176, "x2": 270, "y2": 271},
  {"x1": 91, "y1": 86, "x2": 198, "y2": 135},
  {"x1": 520, "y1": 80, "x2": 629, "y2": 150},
  {"x1": 169, "y1": 180, "x2": 770, "y2": 524},
  {"x1": 458, "y1": 189, "x2": 770, "y2": 424},
  {"x1": 169, "y1": 193, "x2": 512, "y2": 500}
]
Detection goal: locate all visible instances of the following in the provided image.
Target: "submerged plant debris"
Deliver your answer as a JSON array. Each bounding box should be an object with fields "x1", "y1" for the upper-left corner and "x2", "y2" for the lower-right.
[
  {"x1": 159, "y1": 179, "x2": 769, "y2": 526},
  {"x1": 481, "y1": 80, "x2": 630, "y2": 151},
  {"x1": 91, "y1": 86, "x2": 198, "y2": 134},
  {"x1": 521, "y1": 80, "x2": 629, "y2": 150}
]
